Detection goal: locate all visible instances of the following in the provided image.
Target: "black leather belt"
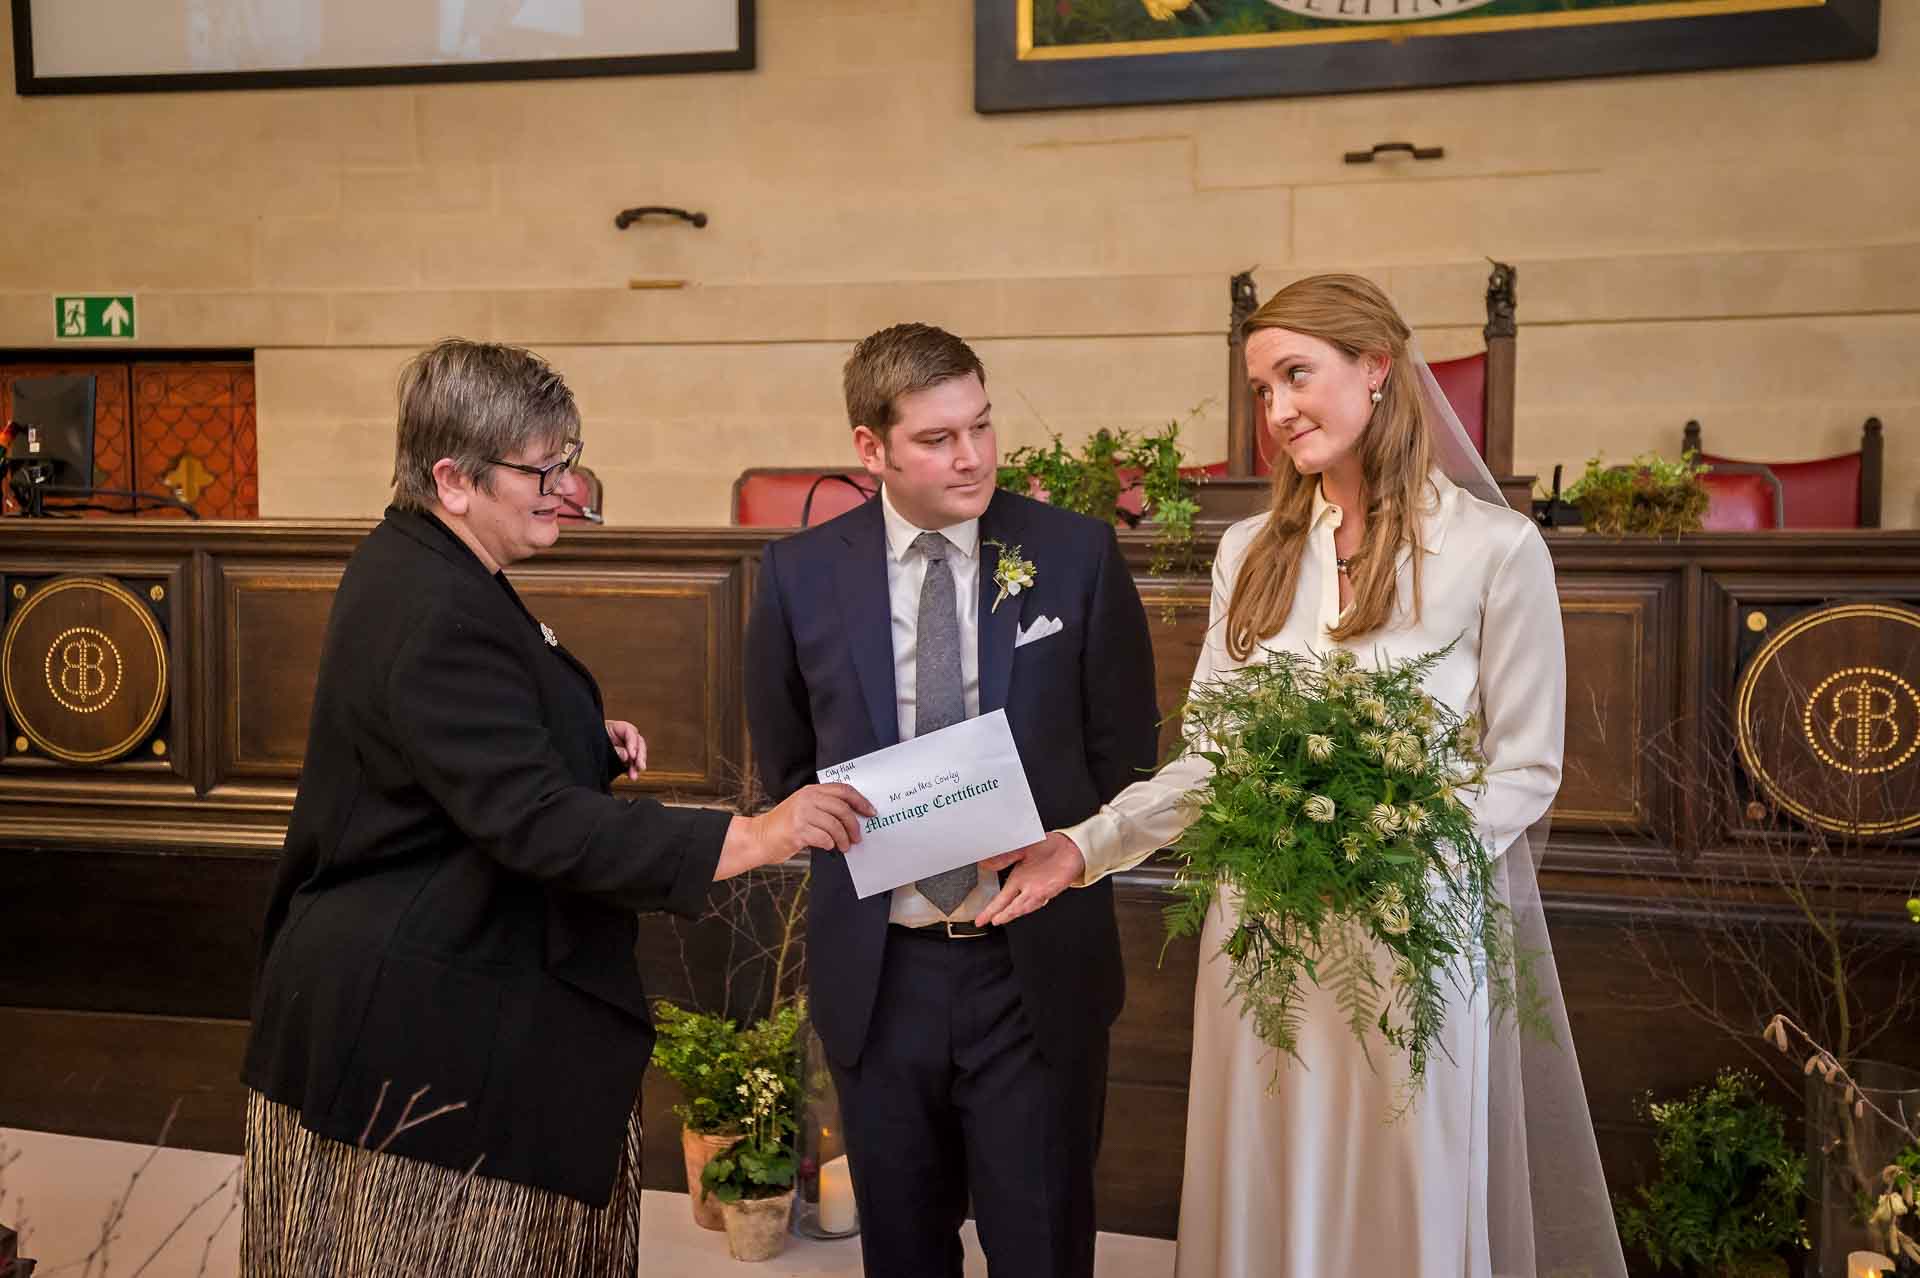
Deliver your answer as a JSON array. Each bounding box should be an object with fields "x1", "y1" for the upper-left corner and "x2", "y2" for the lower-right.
[{"x1": 890, "y1": 919, "x2": 995, "y2": 941}]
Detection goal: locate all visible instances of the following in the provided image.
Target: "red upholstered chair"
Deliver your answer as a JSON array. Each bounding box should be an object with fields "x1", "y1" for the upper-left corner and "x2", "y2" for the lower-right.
[
  {"x1": 732, "y1": 467, "x2": 875, "y2": 527},
  {"x1": 1428, "y1": 353, "x2": 1490, "y2": 459},
  {"x1": 1682, "y1": 418, "x2": 1884, "y2": 529},
  {"x1": 1698, "y1": 462, "x2": 1785, "y2": 531},
  {"x1": 557, "y1": 464, "x2": 603, "y2": 524}
]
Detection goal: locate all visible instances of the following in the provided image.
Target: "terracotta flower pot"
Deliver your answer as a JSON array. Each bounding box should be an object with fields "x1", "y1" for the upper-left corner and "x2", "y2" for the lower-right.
[
  {"x1": 720, "y1": 1190, "x2": 795, "y2": 1262},
  {"x1": 680, "y1": 1126, "x2": 737, "y2": 1232}
]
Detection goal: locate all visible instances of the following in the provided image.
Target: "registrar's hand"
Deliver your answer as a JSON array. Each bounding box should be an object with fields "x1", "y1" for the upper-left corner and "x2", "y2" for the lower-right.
[
  {"x1": 717, "y1": 784, "x2": 875, "y2": 880},
  {"x1": 605, "y1": 719, "x2": 646, "y2": 780},
  {"x1": 974, "y1": 831, "x2": 1086, "y2": 927}
]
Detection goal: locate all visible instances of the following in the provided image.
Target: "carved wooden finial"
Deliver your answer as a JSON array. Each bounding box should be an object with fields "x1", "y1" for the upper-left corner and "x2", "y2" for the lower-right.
[
  {"x1": 1230, "y1": 270, "x2": 1259, "y2": 341},
  {"x1": 1485, "y1": 260, "x2": 1516, "y2": 340}
]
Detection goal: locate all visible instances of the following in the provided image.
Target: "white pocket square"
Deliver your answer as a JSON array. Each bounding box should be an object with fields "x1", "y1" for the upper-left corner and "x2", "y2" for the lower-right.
[{"x1": 1014, "y1": 615, "x2": 1065, "y2": 649}]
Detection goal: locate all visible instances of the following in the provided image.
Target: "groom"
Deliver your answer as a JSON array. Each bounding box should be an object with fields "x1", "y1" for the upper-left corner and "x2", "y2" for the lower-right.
[{"x1": 745, "y1": 323, "x2": 1158, "y2": 1277}]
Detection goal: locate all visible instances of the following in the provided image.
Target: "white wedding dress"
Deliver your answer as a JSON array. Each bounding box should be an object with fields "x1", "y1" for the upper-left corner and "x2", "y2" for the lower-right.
[{"x1": 1068, "y1": 470, "x2": 1602, "y2": 1277}]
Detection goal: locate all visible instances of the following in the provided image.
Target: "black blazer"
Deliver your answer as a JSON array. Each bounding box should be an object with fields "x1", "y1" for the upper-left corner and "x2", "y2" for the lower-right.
[
  {"x1": 745, "y1": 490, "x2": 1158, "y2": 1069},
  {"x1": 242, "y1": 509, "x2": 729, "y2": 1206}
]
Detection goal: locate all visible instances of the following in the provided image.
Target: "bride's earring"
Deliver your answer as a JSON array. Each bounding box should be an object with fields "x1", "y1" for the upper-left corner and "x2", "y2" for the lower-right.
[{"x1": 1369, "y1": 385, "x2": 1383, "y2": 404}]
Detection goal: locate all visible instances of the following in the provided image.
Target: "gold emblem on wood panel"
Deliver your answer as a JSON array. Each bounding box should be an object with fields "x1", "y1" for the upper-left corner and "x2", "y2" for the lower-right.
[
  {"x1": 9, "y1": 584, "x2": 24, "y2": 601},
  {"x1": 1736, "y1": 603, "x2": 1920, "y2": 835},
  {"x1": 1747, "y1": 610, "x2": 1769, "y2": 633},
  {"x1": 2, "y1": 576, "x2": 170, "y2": 765},
  {"x1": 1802, "y1": 667, "x2": 1920, "y2": 776},
  {"x1": 47, "y1": 626, "x2": 124, "y2": 712}
]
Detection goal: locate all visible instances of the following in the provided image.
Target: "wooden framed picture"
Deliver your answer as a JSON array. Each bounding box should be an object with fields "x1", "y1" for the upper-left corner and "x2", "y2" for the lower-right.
[
  {"x1": 976, "y1": 0, "x2": 1879, "y2": 114},
  {"x1": 12, "y1": 0, "x2": 754, "y2": 96}
]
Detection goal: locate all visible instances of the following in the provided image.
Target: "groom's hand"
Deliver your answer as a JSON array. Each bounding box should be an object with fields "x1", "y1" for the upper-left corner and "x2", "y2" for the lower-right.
[{"x1": 974, "y1": 832, "x2": 1086, "y2": 927}]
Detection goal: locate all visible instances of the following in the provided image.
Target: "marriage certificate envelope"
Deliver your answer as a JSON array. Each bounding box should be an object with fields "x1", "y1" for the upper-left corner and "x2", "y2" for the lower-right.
[{"x1": 817, "y1": 710, "x2": 1046, "y2": 900}]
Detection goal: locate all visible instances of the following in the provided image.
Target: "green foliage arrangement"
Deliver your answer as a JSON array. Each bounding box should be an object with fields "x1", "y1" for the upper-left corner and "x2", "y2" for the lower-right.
[
  {"x1": 995, "y1": 420, "x2": 1200, "y2": 577},
  {"x1": 1614, "y1": 1069, "x2": 1808, "y2": 1276},
  {"x1": 1162, "y1": 644, "x2": 1542, "y2": 1102},
  {"x1": 699, "y1": 1063, "x2": 799, "y2": 1204},
  {"x1": 1560, "y1": 450, "x2": 1711, "y2": 536},
  {"x1": 651, "y1": 999, "x2": 805, "y2": 1136}
]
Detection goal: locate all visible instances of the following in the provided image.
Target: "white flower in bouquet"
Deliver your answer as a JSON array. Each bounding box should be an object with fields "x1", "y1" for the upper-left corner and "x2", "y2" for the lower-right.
[
  {"x1": 1373, "y1": 883, "x2": 1413, "y2": 937},
  {"x1": 1306, "y1": 734, "x2": 1335, "y2": 763},
  {"x1": 1367, "y1": 802, "x2": 1403, "y2": 837},
  {"x1": 1304, "y1": 794, "x2": 1336, "y2": 823},
  {"x1": 1384, "y1": 731, "x2": 1423, "y2": 773}
]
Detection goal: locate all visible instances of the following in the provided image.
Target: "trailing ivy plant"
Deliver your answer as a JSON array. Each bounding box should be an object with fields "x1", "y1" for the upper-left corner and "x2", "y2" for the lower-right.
[
  {"x1": 1614, "y1": 1069, "x2": 1808, "y2": 1277},
  {"x1": 996, "y1": 418, "x2": 1200, "y2": 579}
]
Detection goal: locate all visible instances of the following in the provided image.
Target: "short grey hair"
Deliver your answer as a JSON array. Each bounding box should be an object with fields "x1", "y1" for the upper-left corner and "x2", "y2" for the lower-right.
[{"x1": 391, "y1": 338, "x2": 580, "y2": 512}]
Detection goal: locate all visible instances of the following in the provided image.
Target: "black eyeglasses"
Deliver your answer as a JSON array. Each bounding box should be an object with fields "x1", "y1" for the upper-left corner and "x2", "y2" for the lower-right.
[{"x1": 487, "y1": 437, "x2": 582, "y2": 496}]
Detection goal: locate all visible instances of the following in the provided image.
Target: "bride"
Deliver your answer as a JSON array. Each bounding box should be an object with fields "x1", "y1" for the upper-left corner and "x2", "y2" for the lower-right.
[{"x1": 978, "y1": 274, "x2": 1628, "y2": 1278}]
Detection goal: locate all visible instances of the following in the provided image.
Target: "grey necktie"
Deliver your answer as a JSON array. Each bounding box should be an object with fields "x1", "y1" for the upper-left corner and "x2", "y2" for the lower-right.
[{"x1": 911, "y1": 531, "x2": 979, "y2": 915}]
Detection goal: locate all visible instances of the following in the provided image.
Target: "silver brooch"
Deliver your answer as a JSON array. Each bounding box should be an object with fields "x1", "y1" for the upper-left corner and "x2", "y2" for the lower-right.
[{"x1": 539, "y1": 622, "x2": 558, "y2": 648}]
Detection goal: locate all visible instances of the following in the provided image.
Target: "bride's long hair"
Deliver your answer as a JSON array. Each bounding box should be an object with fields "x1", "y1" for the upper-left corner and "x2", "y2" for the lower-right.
[{"x1": 1225, "y1": 274, "x2": 1434, "y2": 661}]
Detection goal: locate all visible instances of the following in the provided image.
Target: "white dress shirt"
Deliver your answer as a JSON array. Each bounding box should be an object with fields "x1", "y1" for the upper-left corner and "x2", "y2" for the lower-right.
[
  {"x1": 879, "y1": 485, "x2": 1002, "y2": 925},
  {"x1": 1063, "y1": 470, "x2": 1565, "y2": 885}
]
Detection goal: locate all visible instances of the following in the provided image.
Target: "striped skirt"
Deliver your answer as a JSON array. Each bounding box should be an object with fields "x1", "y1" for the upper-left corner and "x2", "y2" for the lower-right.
[{"x1": 241, "y1": 1090, "x2": 643, "y2": 1278}]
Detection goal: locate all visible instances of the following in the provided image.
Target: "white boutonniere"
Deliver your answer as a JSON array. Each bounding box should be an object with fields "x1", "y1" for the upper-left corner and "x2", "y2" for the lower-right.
[
  {"x1": 539, "y1": 621, "x2": 558, "y2": 648},
  {"x1": 986, "y1": 540, "x2": 1035, "y2": 613}
]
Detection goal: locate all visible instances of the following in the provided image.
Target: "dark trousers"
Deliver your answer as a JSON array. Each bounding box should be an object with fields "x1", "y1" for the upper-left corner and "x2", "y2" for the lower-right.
[{"x1": 828, "y1": 926, "x2": 1108, "y2": 1278}]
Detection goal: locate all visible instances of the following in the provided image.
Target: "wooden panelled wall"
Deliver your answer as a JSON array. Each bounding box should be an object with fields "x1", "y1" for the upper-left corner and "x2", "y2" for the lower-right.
[{"x1": 3, "y1": 518, "x2": 1919, "y2": 1244}]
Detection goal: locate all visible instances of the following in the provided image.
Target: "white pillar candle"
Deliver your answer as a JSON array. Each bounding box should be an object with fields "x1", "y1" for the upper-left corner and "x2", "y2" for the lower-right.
[
  {"x1": 1848, "y1": 1251, "x2": 1895, "y2": 1278},
  {"x1": 818, "y1": 1155, "x2": 857, "y2": 1234}
]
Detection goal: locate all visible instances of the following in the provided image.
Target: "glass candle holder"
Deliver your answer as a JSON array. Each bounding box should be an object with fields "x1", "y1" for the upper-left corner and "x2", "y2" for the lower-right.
[{"x1": 791, "y1": 1018, "x2": 860, "y2": 1240}]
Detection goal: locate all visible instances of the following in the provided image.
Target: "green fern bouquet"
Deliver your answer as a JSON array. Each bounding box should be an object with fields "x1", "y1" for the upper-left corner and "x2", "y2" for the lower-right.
[{"x1": 1164, "y1": 645, "x2": 1542, "y2": 1097}]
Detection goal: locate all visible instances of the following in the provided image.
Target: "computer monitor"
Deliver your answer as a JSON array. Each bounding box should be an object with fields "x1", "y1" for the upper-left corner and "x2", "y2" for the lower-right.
[{"x1": 7, "y1": 374, "x2": 98, "y2": 491}]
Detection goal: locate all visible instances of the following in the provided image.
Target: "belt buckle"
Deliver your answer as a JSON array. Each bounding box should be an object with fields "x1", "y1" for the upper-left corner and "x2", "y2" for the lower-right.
[{"x1": 944, "y1": 919, "x2": 990, "y2": 940}]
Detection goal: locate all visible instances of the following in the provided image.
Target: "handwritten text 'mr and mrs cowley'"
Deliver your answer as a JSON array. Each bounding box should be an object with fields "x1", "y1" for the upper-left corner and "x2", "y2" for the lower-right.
[{"x1": 866, "y1": 774, "x2": 1003, "y2": 834}]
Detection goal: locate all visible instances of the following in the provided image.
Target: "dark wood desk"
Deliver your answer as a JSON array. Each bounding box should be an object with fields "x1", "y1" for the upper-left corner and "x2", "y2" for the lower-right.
[{"x1": 4, "y1": 519, "x2": 1917, "y2": 1238}]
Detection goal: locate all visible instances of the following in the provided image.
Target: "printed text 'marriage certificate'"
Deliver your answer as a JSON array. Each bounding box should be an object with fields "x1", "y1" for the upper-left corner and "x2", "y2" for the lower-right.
[{"x1": 816, "y1": 709, "x2": 1045, "y2": 900}]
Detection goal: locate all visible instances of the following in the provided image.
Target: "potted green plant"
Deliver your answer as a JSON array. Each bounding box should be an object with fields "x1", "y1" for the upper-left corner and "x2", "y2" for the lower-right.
[
  {"x1": 996, "y1": 419, "x2": 1200, "y2": 577},
  {"x1": 699, "y1": 1061, "x2": 801, "y2": 1261},
  {"x1": 1614, "y1": 1069, "x2": 1808, "y2": 1277},
  {"x1": 1559, "y1": 450, "x2": 1711, "y2": 536},
  {"x1": 653, "y1": 1000, "x2": 805, "y2": 1231}
]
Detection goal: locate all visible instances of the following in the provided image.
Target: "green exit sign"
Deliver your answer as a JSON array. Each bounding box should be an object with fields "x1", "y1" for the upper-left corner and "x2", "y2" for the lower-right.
[{"x1": 54, "y1": 294, "x2": 137, "y2": 340}]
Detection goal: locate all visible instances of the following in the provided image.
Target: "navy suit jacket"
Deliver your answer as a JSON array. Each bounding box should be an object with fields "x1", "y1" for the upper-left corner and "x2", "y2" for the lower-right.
[{"x1": 745, "y1": 489, "x2": 1158, "y2": 1068}]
